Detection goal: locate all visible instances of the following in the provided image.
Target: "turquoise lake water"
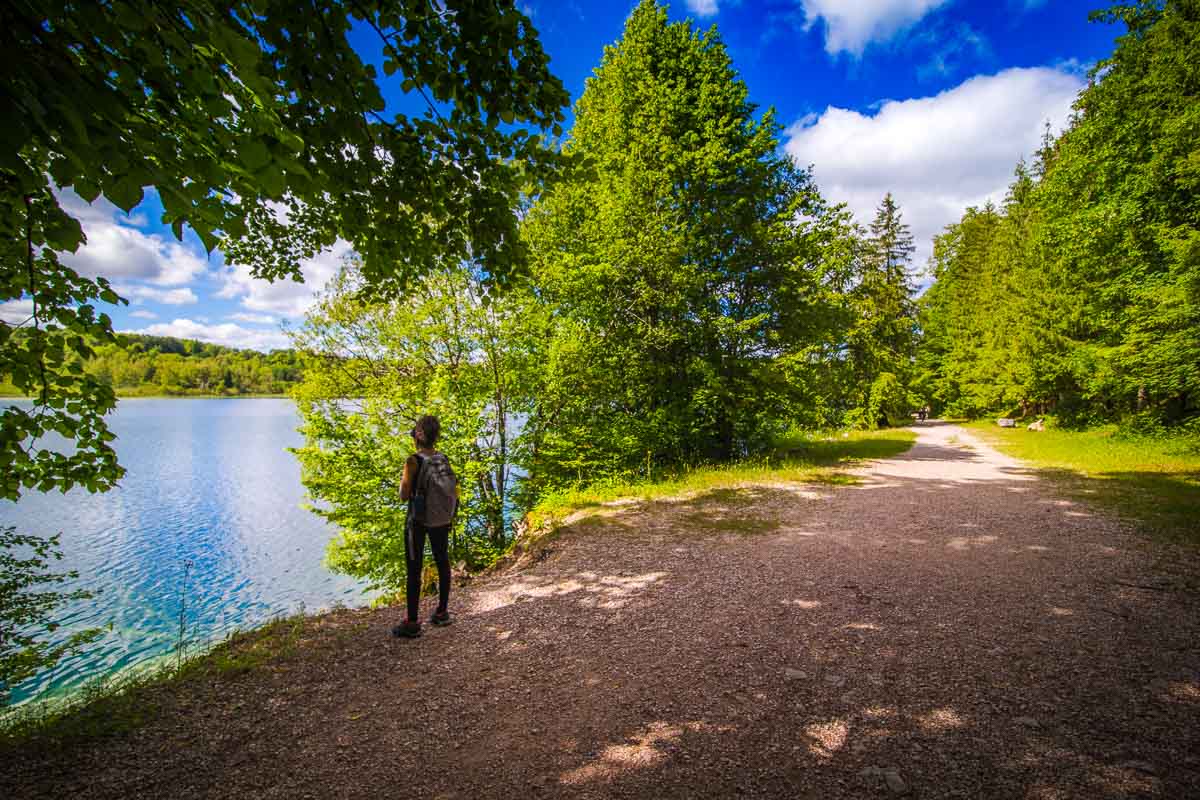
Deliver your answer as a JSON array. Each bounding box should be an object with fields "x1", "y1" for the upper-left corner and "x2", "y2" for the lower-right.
[{"x1": 0, "y1": 398, "x2": 370, "y2": 705}]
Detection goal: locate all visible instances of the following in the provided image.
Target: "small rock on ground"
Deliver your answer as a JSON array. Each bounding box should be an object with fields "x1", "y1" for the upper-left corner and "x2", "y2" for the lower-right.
[{"x1": 883, "y1": 768, "x2": 908, "y2": 795}]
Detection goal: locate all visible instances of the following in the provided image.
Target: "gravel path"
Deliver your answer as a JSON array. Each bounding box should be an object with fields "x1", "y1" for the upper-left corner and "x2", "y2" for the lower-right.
[{"x1": 5, "y1": 421, "x2": 1199, "y2": 799}]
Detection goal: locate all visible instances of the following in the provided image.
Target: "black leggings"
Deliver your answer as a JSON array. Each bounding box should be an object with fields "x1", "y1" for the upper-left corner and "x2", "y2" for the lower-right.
[{"x1": 405, "y1": 522, "x2": 451, "y2": 622}]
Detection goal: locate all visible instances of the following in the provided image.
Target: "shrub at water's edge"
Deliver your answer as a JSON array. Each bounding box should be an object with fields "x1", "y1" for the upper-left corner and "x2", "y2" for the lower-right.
[{"x1": 0, "y1": 528, "x2": 103, "y2": 707}]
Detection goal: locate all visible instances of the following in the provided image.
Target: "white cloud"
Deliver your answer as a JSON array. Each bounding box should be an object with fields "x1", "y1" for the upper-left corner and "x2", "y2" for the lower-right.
[
  {"x1": 115, "y1": 285, "x2": 198, "y2": 306},
  {"x1": 218, "y1": 240, "x2": 353, "y2": 319},
  {"x1": 129, "y1": 309, "x2": 159, "y2": 320},
  {"x1": 784, "y1": 66, "x2": 1084, "y2": 271},
  {"x1": 55, "y1": 190, "x2": 209, "y2": 286},
  {"x1": 0, "y1": 300, "x2": 34, "y2": 325},
  {"x1": 686, "y1": 0, "x2": 720, "y2": 17},
  {"x1": 228, "y1": 312, "x2": 277, "y2": 325},
  {"x1": 127, "y1": 318, "x2": 290, "y2": 352},
  {"x1": 797, "y1": 0, "x2": 952, "y2": 55},
  {"x1": 913, "y1": 22, "x2": 990, "y2": 81}
]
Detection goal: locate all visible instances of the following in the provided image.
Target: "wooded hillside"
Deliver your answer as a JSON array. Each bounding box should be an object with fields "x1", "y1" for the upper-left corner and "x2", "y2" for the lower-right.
[{"x1": 1, "y1": 334, "x2": 303, "y2": 397}]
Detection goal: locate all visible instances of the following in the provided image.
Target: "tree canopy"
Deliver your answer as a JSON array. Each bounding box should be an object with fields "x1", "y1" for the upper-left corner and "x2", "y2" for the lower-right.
[{"x1": 1, "y1": 0, "x2": 569, "y2": 501}]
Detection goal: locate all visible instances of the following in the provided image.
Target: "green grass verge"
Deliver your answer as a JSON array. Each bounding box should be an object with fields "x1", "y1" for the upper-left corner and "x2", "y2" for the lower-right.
[
  {"x1": 528, "y1": 428, "x2": 916, "y2": 527},
  {"x1": 0, "y1": 613, "x2": 310, "y2": 749},
  {"x1": 965, "y1": 421, "x2": 1200, "y2": 545}
]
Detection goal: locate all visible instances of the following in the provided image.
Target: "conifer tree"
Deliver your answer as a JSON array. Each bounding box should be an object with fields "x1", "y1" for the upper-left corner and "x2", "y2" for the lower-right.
[
  {"x1": 845, "y1": 193, "x2": 918, "y2": 422},
  {"x1": 918, "y1": 1, "x2": 1199, "y2": 426}
]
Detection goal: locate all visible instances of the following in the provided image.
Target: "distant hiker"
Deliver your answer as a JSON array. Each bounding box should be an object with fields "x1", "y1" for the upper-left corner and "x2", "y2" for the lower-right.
[{"x1": 393, "y1": 415, "x2": 459, "y2": 639}]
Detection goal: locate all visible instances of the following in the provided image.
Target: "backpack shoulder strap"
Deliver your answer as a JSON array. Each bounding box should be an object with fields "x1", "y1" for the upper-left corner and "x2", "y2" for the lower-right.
[{"x1": 410, "y1": 453, "x2": 426, "y2": 496}]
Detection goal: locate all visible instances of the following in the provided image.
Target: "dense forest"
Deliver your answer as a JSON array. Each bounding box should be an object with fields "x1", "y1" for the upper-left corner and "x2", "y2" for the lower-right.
[
  {"x1": 0, "y1": 334, "x2": 303, "y2": 397},
  {"x1": 917, "y1": 2, "x2": 1199, "y2": 431}
]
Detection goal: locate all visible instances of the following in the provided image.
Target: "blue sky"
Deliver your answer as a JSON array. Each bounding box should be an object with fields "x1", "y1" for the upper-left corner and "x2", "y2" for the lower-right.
[{"x1": 2, "y1": 1, "x2": 1120, "y2": 351}]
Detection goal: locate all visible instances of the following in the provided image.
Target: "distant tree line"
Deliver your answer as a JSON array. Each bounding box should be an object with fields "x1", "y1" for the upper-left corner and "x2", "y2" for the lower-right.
[
  {"x1": 88, "y1": 334, "x2": 304, "y2": 396},
  {"x1": 1, "y1": 333, "x2": 303, "y2": 397},
  {"x1": 917, "y1": 0, "x2": 1199, "y2": 429}
]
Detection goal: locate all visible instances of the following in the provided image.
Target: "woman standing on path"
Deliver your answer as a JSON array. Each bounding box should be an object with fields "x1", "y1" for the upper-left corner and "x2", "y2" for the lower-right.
[{"x1": 393, "y1": 415, "x2": 458, "y2": 639}]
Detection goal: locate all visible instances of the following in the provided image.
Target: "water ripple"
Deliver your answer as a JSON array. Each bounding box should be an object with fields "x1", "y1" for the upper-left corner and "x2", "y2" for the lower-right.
[{"x1": 0, "y1": 398, "x2": 372, "y2": 704}]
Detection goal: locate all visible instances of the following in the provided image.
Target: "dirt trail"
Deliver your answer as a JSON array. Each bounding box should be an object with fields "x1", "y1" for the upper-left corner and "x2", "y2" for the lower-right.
[{"x1": 5, "y1": 421, "x2": 1199, "y2": 799}]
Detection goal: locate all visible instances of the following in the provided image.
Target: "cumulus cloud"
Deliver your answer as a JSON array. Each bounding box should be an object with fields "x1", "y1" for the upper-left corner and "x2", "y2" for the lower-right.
[
  {"x1": 685, "y1": 0, "x2": 720, "y2": 17},
  {"x1": 784, "y1": 66, "x2": 1083, "y2": 271},
  {"x1": 0, "y1": 300, "x2": 35, "y2": 325},
  {"x1": 127, "y1": 318, "x2": 290, "y2": 352},
  {"x1": 56, "y1": 190, "x2": 209, "y2": 286},
  {"x1": 129, "y1": 309, "x2": 159, "y2": 320},
  {"x1": 115, "y1": 284, "x2": 198, "y2": 306},
  {"x1": 228, "y1": 312, "x2": 278, "y2": 325},
  {"x1": 797, "y1": 0, "x2": 952, "y2": 55},
  {"x1": 217, "y1": 239, "x2": 353, "y2": 319}
]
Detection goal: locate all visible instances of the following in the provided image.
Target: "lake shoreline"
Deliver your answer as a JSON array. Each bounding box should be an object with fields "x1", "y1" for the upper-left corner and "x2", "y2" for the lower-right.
[{"x1": 1, "y1": 398, "x2": 366, "y2": 707}]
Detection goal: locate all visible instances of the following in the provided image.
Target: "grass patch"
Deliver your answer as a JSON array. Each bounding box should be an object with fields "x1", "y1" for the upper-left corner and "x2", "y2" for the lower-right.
[
  {"x1": 677, "y1": 511, "x2": 782, "y2": 536},
  {"x1": 966, "y1": 421, "x2": 1200, "y2": 545},
  {"x1": 529, "y1": 428, "x2": 916, "y2": 527},
  {"x1": 0, "y1": 612, "x2": 310, "y2": 749}
]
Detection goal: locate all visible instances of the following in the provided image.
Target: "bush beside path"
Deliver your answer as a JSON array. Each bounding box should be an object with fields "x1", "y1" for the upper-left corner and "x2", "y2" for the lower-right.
[{"x1": 3, "y1": 421, "x2": 1198, "y2": 799}]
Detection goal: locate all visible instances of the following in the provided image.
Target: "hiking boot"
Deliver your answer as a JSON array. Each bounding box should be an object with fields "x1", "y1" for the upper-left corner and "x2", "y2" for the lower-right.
[
  {"x1": 392, "y1": 618, "x2": 422, "y2": 638},
  {"x1": 430, "y1": 609, "x2": 453, "y2": 627}
]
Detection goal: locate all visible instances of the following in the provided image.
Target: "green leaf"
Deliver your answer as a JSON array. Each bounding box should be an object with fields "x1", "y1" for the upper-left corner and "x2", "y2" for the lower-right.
[
  {"x1": 240, "y1": 139, "x2": 271, "y2": 172},
  {"x1": 107, "y1": 176, "x2": 144, "y2": 212}
]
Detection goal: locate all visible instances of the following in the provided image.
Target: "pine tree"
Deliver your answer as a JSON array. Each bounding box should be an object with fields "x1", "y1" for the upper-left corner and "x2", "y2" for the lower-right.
[{"x1": 845, "y1": 193, "x2": 918, "y2": 421}]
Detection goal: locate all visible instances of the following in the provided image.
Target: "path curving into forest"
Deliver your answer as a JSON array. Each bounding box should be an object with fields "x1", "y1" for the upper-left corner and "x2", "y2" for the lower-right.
[{"x1": 5, "y1": 422, "x2": 1200, "y2": 799}]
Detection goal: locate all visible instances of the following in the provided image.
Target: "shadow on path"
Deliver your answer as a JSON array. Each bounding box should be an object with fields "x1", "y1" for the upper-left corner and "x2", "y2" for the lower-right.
[{"x1": 4, "y1": 425, "x2": 1199, "y2": 799}]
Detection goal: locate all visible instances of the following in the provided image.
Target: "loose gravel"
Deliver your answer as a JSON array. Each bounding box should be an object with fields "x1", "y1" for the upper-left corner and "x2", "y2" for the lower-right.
[{"x1": 4, "y1": 421, "x2": 1198, "y2": 799}]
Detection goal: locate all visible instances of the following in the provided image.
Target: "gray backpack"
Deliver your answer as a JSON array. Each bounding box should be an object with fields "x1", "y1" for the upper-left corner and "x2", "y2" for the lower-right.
[{"x1": 413, "y1": 452, "x2": 458, "y2": 528}]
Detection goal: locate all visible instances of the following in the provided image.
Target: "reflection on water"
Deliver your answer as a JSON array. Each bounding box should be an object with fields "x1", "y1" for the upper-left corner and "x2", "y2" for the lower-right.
[{"x1": 0, "y1": 398, "x2": 370, "y2": 704}]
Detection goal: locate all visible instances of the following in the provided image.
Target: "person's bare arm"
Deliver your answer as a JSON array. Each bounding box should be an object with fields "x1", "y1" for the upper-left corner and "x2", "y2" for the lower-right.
[{"x1": 400, "y1": 455, "x2": 416, "y2": 501}]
